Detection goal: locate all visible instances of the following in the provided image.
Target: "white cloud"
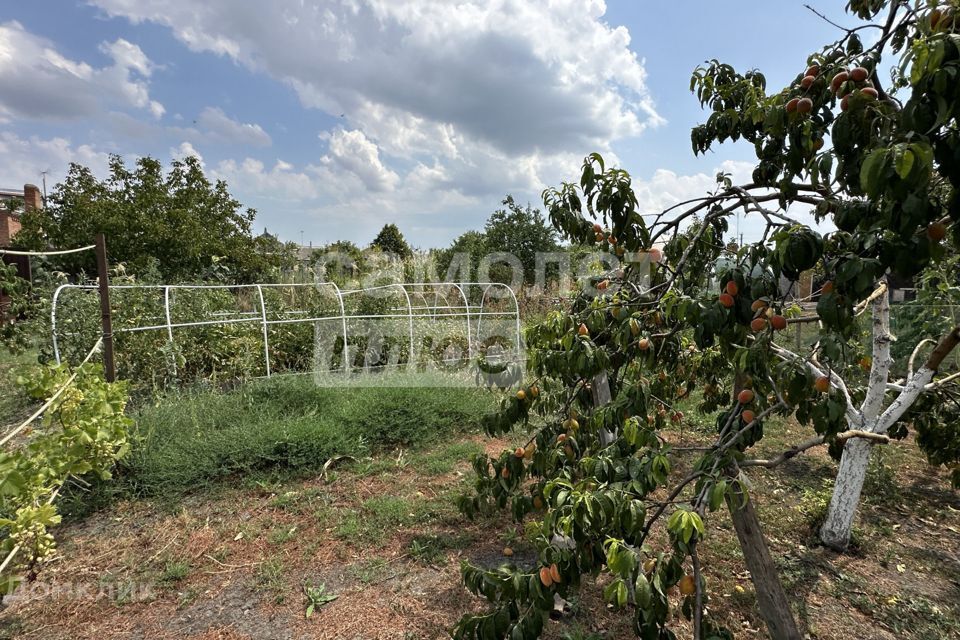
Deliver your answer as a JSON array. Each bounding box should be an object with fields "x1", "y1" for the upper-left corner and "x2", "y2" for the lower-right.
[
  {"x1": 89, "y1": 0, "x2": 662, "y2": 205},
  {"x1": 0, "y1": 21, "x2": 164, "y2": 121},
  {"x1": 321, "y1": 129, "x2": 398, "y2": 192},
  {"x1": 0, "y1": 131, "x2": 110, "y2": 188},
  {"x1": 170, "y1": 141, "x2": 204, "y2": 167},
  {"x1": 632, "y1": 160, "x2": 755, "y2": 213},
  {"x1": 195, "y1": 107, "x2": 271, "y2": 147},
  {"x1": 213, "y1": 157, "x2": 323, "y2": 202}
]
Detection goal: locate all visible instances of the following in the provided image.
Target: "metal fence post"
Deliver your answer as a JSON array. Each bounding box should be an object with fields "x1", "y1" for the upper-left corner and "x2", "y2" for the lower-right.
[
  {"x1": 255, "y1": 285, "x2": 270, "y2": 377},
  {"x1": 397, "y1": 284, "x2": 415, "y2": 369},
  {"x1": 451, "y1": 283, "x2": 473, "y2": 358},
  {"x1": 50, "y1": 284, "x2": 68, "y2": 365},
  {"x1": 94, "y1": 234, "x2": 115, "y2": 382},
  {"x1": 164, "y1": 285, "x2": 177, "y2": 377}
]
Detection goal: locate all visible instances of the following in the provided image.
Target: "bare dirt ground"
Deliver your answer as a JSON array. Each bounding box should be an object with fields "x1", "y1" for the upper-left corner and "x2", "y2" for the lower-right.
[{"x1": 1, "y1": 426, "x2": 958, "y2": 640}]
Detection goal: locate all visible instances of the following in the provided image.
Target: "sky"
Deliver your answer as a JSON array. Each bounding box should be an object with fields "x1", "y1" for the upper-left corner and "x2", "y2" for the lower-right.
[{"x1": 0, "y1": 1, "x2": 850, "y2": 249}]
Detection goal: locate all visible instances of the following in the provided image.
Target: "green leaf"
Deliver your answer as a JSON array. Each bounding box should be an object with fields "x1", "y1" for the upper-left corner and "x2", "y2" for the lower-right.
[
  {"x1": 859, "y1": 149, "x2": 887, "y2": 197},
  {"x1": 635, "y1": 572, "x2": 652, "y2": 609},
  {"x1": 895, "y1": 148, "x2": 915, "y2": 180}
]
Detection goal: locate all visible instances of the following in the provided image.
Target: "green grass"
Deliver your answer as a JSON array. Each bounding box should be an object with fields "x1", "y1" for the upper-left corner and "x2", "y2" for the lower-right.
[
  {"x1": 414, "y1": 440, "x2": 485, "y2": 474},
  {"x1": 111, "y1": 375, "x2": 496, "y2": 496},
  {"x1": 158, "y1": 559, "x2": 191, "y2": 587},
  {"x1": 407, "y1": 532, "x2": 474, "y2": 564},
  {"x1": 335, "y1": 493, "x2": 456, "y2": 545},
  {"x1": 255, "y1": 557, "x2": 287, "y2": 603}
]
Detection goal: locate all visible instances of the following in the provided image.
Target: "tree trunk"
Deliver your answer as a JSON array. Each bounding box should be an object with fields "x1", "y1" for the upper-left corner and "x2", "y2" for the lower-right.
[
  {"x1": 726, "y1": 472, "x2": 802, "y2": 640},
  {"x1": 725, "y1": 368, "x2": 801, "y2": 639},
  {"x1": 818, "y1": 319, "x2": 959, "y2": 551},
  {"x1": 819, "y1": 437, "x2": 872, "y2": 550}
]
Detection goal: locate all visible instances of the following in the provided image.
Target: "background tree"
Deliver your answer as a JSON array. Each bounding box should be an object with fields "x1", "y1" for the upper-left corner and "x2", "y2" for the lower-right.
[
  {"x1": 17, "y1": 155, "x2": 292, "y2": 283},
  {"x1": 483, "y1": 196, "x2": 561, "y2": 285},
  {"x1": 434, "y1": 230, "x2": 487, "y2": 283},
  {"x1": 370, "y1": 223, "x2": 413, "y2": 259},
  {"x1": 454, "y1": 2, "x2": 960, "y2": 638},
  {"x1": 433, "y1": 196, "x2": 561, "y2": 286}
]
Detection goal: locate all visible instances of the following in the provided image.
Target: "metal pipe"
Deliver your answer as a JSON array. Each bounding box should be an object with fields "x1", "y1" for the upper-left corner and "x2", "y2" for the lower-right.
[
  {"x1": 50, "y1": 284, "x2": 68, "y2": 365},
  {"x1": 164, "y1": 285, "x2": 177, "y2": 377},
  {"x1": 255, "y1": 285, "x2": 270, "y2": 377}
]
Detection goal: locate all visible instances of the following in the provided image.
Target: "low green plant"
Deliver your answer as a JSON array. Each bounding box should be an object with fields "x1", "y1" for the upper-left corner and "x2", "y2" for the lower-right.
[
  {"x1": 255, "y1": 557, "x2": 286, "y2": 603},
  {"x1": 158, "y1": 559, "x2": 191, "y2": 586},
  {"x1": 416, "y1": 440, "x2": 485, "y2": 475},
  {"x1": 303, "y1": 581, "x2": 338, "y2": 617},
  {"x1": 0, "y1": 362, "x2": 131, "y2": 593}
]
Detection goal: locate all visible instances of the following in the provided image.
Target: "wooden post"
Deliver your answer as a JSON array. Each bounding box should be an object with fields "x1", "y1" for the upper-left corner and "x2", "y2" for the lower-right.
[{"x1": 94, "y1": 233, "x2": 115, "y2": 382}]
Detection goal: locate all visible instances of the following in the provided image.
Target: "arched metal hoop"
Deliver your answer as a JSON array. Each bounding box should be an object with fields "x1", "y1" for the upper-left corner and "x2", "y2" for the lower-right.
[{"x1": 50, "y1": 281, "x2": 521, "y2": 377}]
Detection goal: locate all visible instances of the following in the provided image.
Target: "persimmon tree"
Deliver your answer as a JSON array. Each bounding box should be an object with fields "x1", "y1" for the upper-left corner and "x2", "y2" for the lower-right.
[{"x1": 454, "y1": 2, "x2": 960, "y2": 638}]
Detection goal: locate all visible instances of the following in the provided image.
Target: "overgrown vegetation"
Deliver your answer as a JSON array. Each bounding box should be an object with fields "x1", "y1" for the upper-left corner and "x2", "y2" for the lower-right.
[
  {"x1": 112, "y1": 376, "x2": 497, "y2": 496},
  {"x1": 16, "y1": 155, "x2": 297, "y2": 283},
  {"x1": 0, "y1": 362, "x2": 131, "y2": 591}
]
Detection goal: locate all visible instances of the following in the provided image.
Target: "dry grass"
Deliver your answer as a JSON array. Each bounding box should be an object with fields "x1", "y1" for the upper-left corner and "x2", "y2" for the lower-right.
[{"x1": 0, "y1": 423, "x2": 958, "y2": 640}]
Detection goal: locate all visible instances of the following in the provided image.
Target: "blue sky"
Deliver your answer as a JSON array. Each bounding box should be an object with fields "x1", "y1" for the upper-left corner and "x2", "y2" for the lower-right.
[{"x1": 1, "y1": 1, "x2": 847, "y2": 248}]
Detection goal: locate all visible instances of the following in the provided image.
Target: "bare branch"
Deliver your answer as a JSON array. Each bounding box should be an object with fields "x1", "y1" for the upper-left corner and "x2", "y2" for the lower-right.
[
  {"x1": 908, "y1": 338, "x2": 936, "y2": 378},
  {"x1": 925, "y1": 326, "x2": 960, "y2": 371},
  {"x1": 740, "y1": 430, "x2": 890, "y2": 468},
  {"x1": 928, "y1": 370, "x2": 960, "y2": 389},
  {"x1": 692, "y1": 542, "x2": 704, "y2": 640},
  {"x1": 854, "y1": 282, "x2": 888, "y2": 316},
  {"x1": 772, "y1": 342, "x2": 862, "y2": 426}
]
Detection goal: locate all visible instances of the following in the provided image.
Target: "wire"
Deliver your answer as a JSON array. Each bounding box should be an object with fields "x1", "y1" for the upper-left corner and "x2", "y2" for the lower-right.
[
  {"x1": 0, "y1": 338, "x2": 103, "y2": 448},
  {"x1": 0, "y1": 244, "x2": 96, "y2": 257}
]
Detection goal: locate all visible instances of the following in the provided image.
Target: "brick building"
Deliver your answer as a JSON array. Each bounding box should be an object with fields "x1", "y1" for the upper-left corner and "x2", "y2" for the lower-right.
[
  {"x1": 0, "y1": 183, "x2": 41, "y2": 247},
  {"x1": 1, "y1": 183, "x2": 41, "y2": 318}
]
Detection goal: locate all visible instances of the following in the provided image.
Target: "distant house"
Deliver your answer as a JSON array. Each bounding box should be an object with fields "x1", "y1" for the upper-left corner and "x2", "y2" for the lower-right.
[
  {"x1": 0, "y1": 183, "x2": 42, "y2": 248},
  {"x1": 296, "y1": 242, "x2": 316, "y2": 264},
  {"x1": 1, "y1": 183, "x2": 41, "y2": 317}
]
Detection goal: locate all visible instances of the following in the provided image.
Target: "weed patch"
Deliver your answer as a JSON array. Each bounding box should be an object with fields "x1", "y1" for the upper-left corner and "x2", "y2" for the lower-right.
[{"x1": 106, "y1": 376, "x2": 495, "y2": 496}]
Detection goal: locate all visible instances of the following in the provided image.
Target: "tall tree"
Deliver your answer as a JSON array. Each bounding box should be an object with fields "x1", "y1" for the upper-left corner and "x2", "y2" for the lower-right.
[
  {"x1": 483, "y1": 196, "x2": 561, "y2": 285},
  {"x1": 18, "y1": 155, "x2": 291, "y2": 282},
  {"x1": 370, "y1": 223, "x2": 412, "y2": 259},
  {"x1": 434, "y1": 230, "x2": 487, "y2": 282}
]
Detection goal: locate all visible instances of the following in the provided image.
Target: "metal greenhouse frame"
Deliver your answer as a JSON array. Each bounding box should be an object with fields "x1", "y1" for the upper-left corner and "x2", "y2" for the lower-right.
[{"x1": 50, "y1": 281, "x2": 522, "y2": 378}]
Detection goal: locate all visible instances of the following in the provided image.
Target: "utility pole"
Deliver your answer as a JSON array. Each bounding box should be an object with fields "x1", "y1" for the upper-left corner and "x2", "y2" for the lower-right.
[
  {"x1": 40, "y1": 170, "x2": 48, "y2": 206},
  {"x1": 94, "y1": 233, "x2": 116, "y2": 382}
]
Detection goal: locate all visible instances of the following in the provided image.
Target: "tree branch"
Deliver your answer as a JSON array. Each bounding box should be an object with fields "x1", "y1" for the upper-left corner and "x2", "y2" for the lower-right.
[
  {"x1": 876, "y1": 326, "x2": 960, "y2": 434},
  {"x1": 740, "y1": 430, "x2": 890, "y2": 468},
  {"x1": 772, "y1": 343, "x2": 862, "y2": 426},
  {"x1": 908, "y1": 338, "x2": 936, "y2": 378},
  {"x1": 692, "y1": 541, "x2": 704, "y2": 640},
  {"x1": 861, "y1": 279, "x2": 892, "y2": 421}
]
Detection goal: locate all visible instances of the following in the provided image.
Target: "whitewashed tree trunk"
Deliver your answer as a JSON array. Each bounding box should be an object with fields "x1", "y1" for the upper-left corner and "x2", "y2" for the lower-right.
[
  {"x1": 820, "y1": 284, "x2": 889, "y2": 550},
  {"x1": 819, "y1": 437, "x2": 872, "y2": 549},
  {"x1": 818, "y1": 283, "x2": 959, "y2": 549}
]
